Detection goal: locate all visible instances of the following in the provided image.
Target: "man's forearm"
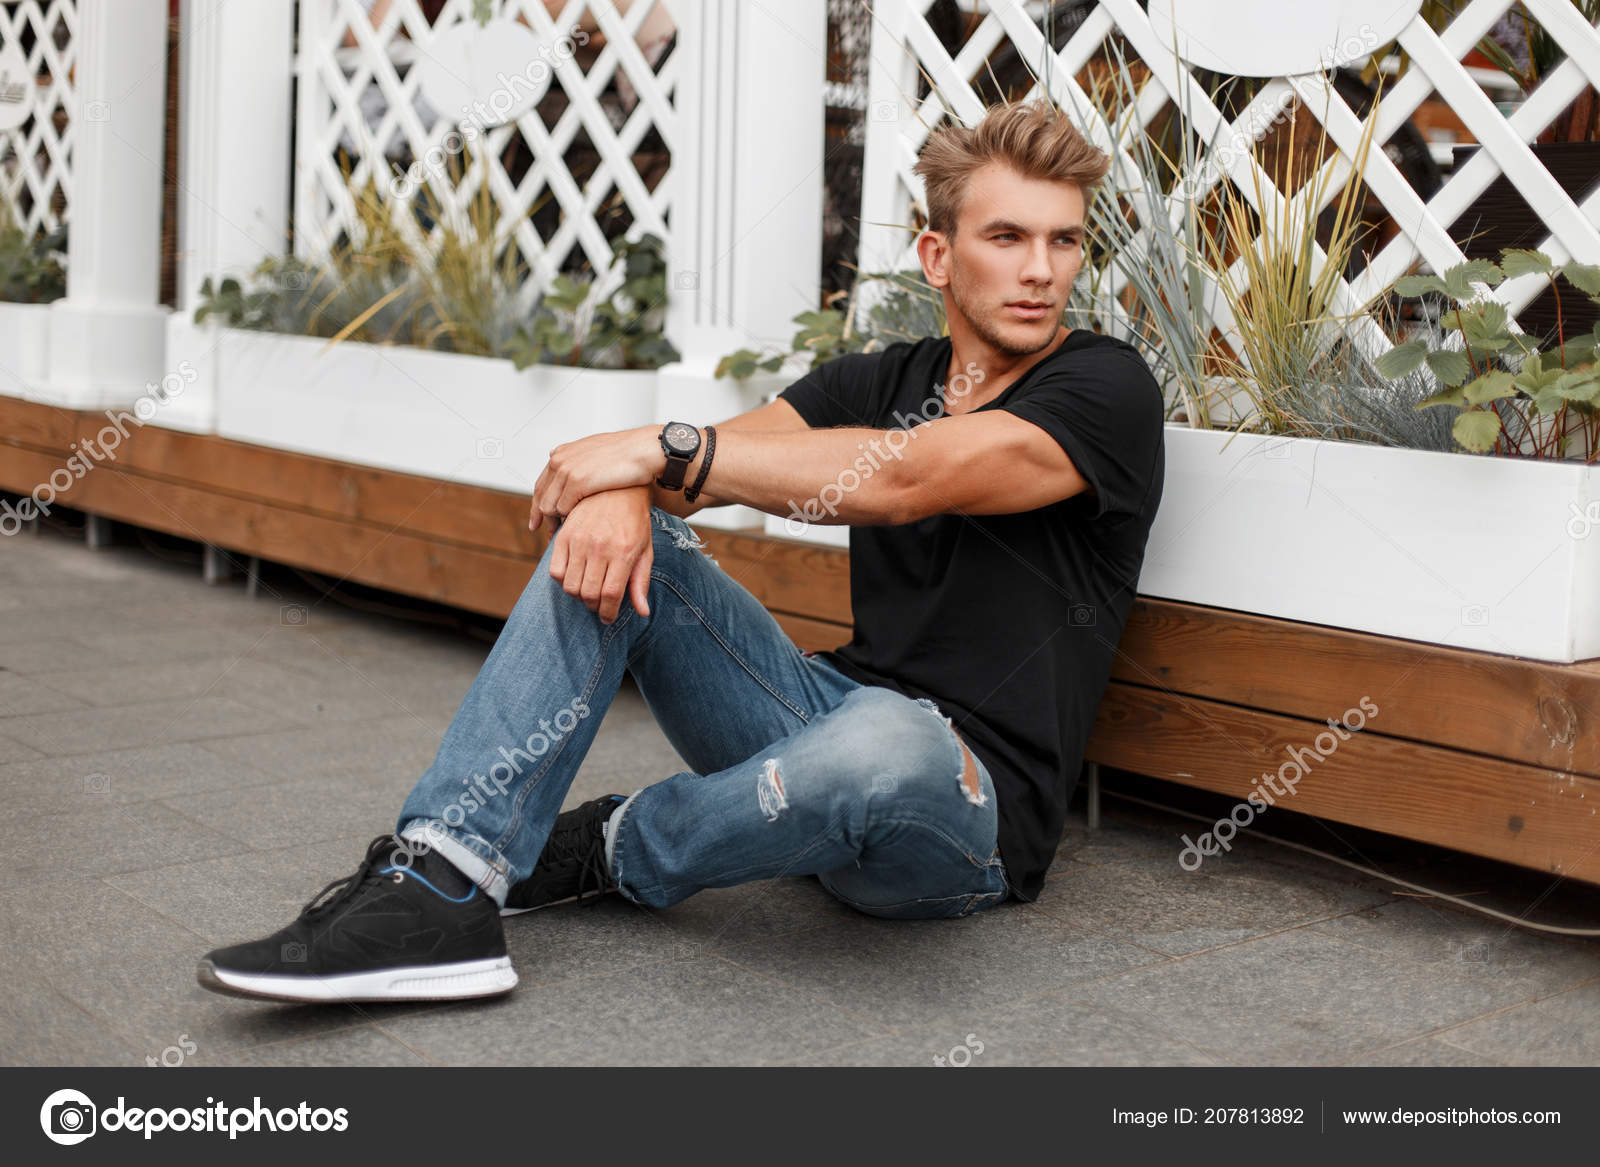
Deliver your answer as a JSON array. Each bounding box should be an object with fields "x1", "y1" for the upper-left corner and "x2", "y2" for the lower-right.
[{"x1": 672, "y1": 425, "x2": 918, "y2": 525}]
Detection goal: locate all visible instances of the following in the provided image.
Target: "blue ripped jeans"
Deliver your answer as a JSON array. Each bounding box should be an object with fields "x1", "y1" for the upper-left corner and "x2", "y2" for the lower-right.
[{"x1": 396, "y1": 506, "x2": 1012, "y2": 919}]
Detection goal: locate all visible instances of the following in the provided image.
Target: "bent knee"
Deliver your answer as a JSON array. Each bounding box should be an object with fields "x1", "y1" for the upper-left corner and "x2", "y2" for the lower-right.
[{"x1": 831, "y1": 688, "x2": 978, "y2": 803}]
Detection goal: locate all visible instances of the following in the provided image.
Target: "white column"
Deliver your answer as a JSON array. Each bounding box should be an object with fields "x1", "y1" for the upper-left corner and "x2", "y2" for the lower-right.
[
  {"x1": 663, "y1": 0, "x2": 826, "y2": 358},
  {"x1": 39, "y1": 0, "x2": 169, "y2": 410},
  {"x1": 658, "y1": 0, "x2": 827, "y2": 529},
  {"x1": 855, "y1": 0, "x2": 921, "y2": 313},
  {"x1": 162, "y1": 0, "x2": 295, "y2": 432}
]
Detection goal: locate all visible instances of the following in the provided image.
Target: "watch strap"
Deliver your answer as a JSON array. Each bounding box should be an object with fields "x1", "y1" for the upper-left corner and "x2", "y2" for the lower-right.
[{"x1": 684, "y1": 424, "x2": 716, "y2": 503}]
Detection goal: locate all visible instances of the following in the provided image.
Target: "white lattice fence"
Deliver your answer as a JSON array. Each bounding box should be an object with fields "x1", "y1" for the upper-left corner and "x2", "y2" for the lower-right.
[
  {"x1": 292, "y1": 0, "x2": 679, "y2": 292},
  {"x1": 0, "y1": 0, "x2": 76, "y2": 234},
  {"x1": 859, "y1": 0, "x2": 1600, "y2": 357}
]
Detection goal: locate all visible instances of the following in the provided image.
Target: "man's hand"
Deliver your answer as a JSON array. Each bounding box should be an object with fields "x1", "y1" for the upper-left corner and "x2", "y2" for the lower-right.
[
  {"x1": 542, "y1": 485, "x2": 655, "y2": 624},
  {"x1": 530, "y1": 426, "x2": 661, "y2": 531}
]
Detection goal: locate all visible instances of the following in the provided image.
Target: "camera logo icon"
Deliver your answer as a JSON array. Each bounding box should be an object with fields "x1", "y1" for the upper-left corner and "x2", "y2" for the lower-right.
[
  {"x1": 673, "y1": 270, "x2": 699, "y2": 291},
  {"x1": 280, "y1": 604, "x2": 308, "y2": 626},
  {"x1": 40, "y1": 1088, "x2": 96, "y2": 1145},
  {"x1": 476, "y1": 436, "x2": 504, "y2": 460},
  {"x1": 281, "y1": 941, "x2": 308, "y2": 963},
  {"x1": 1069, "y1": 603, "x2": 1096, "y2": 626}
]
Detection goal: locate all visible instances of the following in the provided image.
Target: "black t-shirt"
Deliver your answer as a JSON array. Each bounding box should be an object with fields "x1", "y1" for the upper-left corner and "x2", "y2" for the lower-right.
[{"x1": 777, "y1": 330, "x2": 1165, "y2": 902}]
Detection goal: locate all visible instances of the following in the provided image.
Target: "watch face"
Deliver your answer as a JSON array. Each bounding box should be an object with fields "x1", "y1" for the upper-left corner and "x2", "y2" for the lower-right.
[{"x1": 663, "y1": 423, "x2": 698, "y2": 454}]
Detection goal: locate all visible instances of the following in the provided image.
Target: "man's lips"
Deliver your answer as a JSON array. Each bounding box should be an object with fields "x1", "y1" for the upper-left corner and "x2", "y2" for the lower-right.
[{"x1": 1005, "y1": 300, "x2": 1052, "y2": 319}]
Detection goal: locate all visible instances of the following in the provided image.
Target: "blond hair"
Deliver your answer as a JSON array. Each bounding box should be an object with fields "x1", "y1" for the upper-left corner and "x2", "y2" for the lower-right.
[{"x1": 912, "y1": 100, "x2": 1109, "y2": 236}]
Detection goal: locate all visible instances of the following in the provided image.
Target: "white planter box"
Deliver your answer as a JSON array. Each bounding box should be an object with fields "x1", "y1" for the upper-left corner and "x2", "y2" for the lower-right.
[
  {"x1": 0, "y1": 301, "x2": 52, "y2": 395},
  {"x1": 1142, "y1": 426, "x2": 1600, "y2": 663},
  {"x1": 213, "y1": 329, "x2": 658, "y2": 492}
]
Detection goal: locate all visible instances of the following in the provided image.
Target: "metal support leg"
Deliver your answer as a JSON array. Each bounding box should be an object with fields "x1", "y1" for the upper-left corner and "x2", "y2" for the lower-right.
[
  {"x1": 202, "y1": 544, "x2": 230, "y2": 585},
  {"x1": 84, "y1": 514, "x2": 113, "y2": 549},
  {"x1": 1085, "y1": 761, "x2": 1101, "y2": 830},
  {"x1": 245, "y1": 555, "x2": 261, "y2": 598}
]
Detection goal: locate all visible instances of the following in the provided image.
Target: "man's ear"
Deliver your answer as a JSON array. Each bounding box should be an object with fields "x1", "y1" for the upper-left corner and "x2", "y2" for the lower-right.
[{"x1": 916, "y1": 229, "x2": 952, "y2": 290}]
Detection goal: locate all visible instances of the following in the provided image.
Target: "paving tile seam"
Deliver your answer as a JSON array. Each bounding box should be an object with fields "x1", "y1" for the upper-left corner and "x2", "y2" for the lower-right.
[
  {"x1": 0, "y1": 677, "x2": 94, "y2": 714},
  {"x1": 1039, "y1": 900, "x2": 1417, "y2": 966},
  {"x1": 1342, "y1": 1032, "x2": 1507, "y2": 1067},
  {"x1": 17, "y1": 970, "x2": 149, "y2": 1065},
  {"x1": 96, "y1": 875, "x2": 235, "y2": 949},
  {"x1": 1303, "y1": 914, "x2": 1600, "y2": 992},
  {"x1": 222, "y1": 1018, "x2": 433, "y2": 1065},
  {"x1": 652, "y1": 880, "x2": 830, "y2": 953},
  {"x1": 705, "y1": 951, "x2": 899, "y2": 1035},
  {"x1": 150, "y1": 794, "x2": 260, "y2": 852},
  {"x1": 1030, "y1": 994, "x2": 1237, "y2": 1067},
  {"x1": 26, "y1": 834, "x2": 258, "y2": 882},
  {"x1": 683, "y1": 915, "x2": 856, "y2": 958},
  {"x1": 511, "y1": 951, "x2": 710, "y2": 994},
  {"x1": 1410, "y1": 973, "x2": 1600, "y2": 1058}
]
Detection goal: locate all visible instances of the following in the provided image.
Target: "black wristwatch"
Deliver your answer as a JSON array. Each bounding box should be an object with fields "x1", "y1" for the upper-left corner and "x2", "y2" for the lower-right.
[{"x1": 656, "y1": 421, "x2": 701, "y2": 491}]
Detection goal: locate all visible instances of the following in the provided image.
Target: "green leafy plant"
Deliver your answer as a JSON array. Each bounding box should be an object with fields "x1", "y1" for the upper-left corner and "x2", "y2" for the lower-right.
[
  {"x1": 195, "y1": 163, "x2": 679, "y2": 370},
  {"x1": 0, "y1": 197, "x2": 67, "y2": 304},
  {"x1": 714, "y1": 268, "x2": 945, "y2": 379},
  {"x1": 1378, "y1": 250, "x2": 1600, "y2": 458},
  {"x1": 507, "y1": 233, "x2": 680, "y2": 370}
]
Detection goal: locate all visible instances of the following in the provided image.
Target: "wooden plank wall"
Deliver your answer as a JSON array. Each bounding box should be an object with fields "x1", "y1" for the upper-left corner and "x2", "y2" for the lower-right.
[{"x1": 3, "y1": 395, "x2": 1597, "y2": 884}]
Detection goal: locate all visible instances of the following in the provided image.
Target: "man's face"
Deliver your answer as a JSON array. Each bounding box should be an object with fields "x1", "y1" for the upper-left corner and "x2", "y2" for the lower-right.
[{"x1": 937, "y1": 162, "x2": 1087, "y2": 357}]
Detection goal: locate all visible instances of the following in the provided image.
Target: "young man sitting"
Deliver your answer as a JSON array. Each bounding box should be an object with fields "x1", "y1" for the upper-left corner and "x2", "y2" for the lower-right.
[{"x1": 197, "y1": 98, "x2": 1165, "y2": 1004}]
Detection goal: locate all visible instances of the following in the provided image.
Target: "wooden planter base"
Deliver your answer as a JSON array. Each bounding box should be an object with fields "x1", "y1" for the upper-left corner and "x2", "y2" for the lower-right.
[{"x1": 3, "y1": 394, "x2": 1598, "y2": 886}]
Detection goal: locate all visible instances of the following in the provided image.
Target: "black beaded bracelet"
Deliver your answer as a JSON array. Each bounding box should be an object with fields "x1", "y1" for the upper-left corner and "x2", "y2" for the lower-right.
[{"x1": 683, "y1": 424, "x2": 716, "y2": 503}]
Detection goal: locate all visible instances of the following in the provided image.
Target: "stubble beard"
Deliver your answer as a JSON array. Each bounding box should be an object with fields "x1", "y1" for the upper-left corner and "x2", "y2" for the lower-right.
[{"x1": 947, "y1": 262, "x2": 1057, "y2": 359}]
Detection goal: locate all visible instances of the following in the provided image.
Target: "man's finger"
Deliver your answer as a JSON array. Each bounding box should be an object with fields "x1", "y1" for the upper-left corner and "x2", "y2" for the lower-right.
[
  {"x1": 548, "y1": 525, "x2": 570, "y2": 583},
  {"x1": 628, "y1": 547, "x2": 652, "y2": 619},
  {"x1": 578, "y1": 544, "x2": 608, "y2": 612},
  {"x1": 598, "y1": 554, "x2": 632, "y2": 624}
]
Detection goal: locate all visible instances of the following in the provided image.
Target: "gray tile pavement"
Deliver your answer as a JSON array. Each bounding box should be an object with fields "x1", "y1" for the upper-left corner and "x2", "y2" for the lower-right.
[{"x1": 3, "y1": 523, "x2": 1597, "y2": 1066}]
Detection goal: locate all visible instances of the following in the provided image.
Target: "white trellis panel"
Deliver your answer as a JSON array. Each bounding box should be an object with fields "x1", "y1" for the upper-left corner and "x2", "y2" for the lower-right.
[
  {"x1": 292, "y1": 0, "x2": 679, "y2": 292},
  {"x1": 0, "y1": 0, "x2": 77, "y2": 234},
  {"x1": 858, "y1": 0, "x2": 1600, "y2": 354}
]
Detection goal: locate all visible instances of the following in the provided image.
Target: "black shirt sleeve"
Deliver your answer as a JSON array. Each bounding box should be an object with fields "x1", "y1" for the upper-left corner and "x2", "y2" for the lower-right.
[
  {"x1": 996, "y1": 341, "x2": 1164, "y2": 521},
  {"x1": 776, "y1": 351, "x2": 885, "y2": 429}
]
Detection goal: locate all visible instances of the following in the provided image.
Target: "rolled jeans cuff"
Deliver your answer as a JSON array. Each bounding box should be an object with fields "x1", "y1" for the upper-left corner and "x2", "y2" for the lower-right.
[{"x1": 399, "y1": 819, "x2": 511, "y2": 906}]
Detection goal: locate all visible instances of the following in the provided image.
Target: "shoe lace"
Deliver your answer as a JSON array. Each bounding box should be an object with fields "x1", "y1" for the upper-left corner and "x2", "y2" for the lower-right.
[
  {"x1": 298, "y1": 835, "x2": 403, "y2": 923},
  {"x1": 542, "y1": 808, "x2": 611, "y2": 898}
]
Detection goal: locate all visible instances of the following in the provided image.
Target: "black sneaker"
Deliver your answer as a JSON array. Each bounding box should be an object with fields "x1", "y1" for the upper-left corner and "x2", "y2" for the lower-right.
[
  {"x1": 196, "y1": 835, "x2": 517, "y2": 1004},
  {"x1": 501, "y1": 794, "x2": 625, "y2": 917}
]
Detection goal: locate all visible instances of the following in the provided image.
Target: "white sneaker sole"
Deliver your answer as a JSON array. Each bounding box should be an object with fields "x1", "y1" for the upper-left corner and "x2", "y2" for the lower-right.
[
  {"x1": 499, "y1": 888, "x2": 615, "y2": 917},
  {"x1": 197, "y1": 956, "x2": 518, "y2": 1003}
]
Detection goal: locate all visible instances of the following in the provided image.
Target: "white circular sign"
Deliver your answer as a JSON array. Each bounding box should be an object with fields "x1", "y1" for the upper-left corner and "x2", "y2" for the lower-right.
[
  {"x1": 0, "y1": 41, "x2": 35, "y2": 132},
  {"x1": 413, "y1": 17, "x2": 552, "y2": 131},
  {"x1": 1148, "y1": 1, "x2": 1423, "y2": 77}
]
